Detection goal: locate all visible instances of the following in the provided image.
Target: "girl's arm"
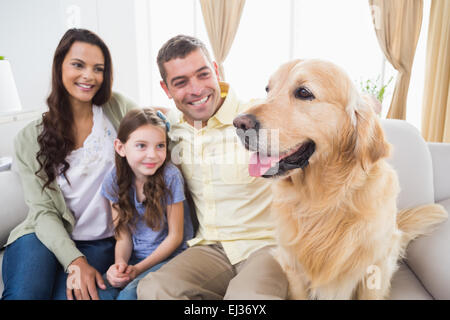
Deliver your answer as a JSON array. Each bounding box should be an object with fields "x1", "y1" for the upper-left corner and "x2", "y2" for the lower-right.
[
  {"x1": 132, "y1": 201, "x2": 184, "y2": 277},
  {"x1": 105, "y1": 202, "x2": 133, "y2": 288},
  {"x1": 110, "y1": 202, "x2": 133, "y2": 264}
]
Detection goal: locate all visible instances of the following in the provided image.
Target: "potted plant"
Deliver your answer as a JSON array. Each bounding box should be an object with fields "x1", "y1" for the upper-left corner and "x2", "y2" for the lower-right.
[{"x1": 359, "y1": 75, "x2": 394, "y2": 116}]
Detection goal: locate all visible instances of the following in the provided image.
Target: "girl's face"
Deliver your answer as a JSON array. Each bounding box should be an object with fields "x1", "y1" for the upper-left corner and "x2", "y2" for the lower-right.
[
  {"x1": 62, "y1": 41, "x2": 105, "y2": 107},
  {"x1": 115, "y1": 124, "x2": 167, "y2": 182}
]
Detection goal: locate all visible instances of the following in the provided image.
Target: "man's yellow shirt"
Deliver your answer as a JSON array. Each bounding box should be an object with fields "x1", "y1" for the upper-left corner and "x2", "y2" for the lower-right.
[{"x1": 167, "y1": 82, "x2": 276, "y2": 264}]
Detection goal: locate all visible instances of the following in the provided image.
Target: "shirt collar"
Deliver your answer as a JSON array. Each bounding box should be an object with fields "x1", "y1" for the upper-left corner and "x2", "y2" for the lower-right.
[{"x1": 209, "y1": 82, "x2": 237, "y2": 127}]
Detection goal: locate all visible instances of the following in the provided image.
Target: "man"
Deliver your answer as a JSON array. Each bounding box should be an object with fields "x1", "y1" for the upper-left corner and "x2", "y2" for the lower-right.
[{"x1": 137, "y1": 35, "x2": 288, "y2": 299}]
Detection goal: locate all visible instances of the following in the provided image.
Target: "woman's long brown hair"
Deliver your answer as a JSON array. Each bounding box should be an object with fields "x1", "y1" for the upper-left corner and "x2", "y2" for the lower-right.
[
  {"x1": 113, "y1": 108, "x2": 172, "y2": 236},
  {"x1": 35, "y1": 28, "x2": 113, "y2": 190}
]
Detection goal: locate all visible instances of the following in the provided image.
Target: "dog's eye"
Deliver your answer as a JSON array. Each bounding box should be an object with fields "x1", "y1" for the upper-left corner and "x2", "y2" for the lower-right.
[
  {"x1": 294, "y1": 87, "x2": 315, "y2": 101},
  {"x1": 265, "y1": 86, "x2": 269, "y2": 93}
]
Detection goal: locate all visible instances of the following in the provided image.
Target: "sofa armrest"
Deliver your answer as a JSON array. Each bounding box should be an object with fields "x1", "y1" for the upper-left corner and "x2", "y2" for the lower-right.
[
  {"x1": 405, "y1": 198, "x2": 450, "y2": 300},
  {"x1": 0, "y1": 170, "x2": 28, "y2": 247},
  {"x1": 405, "y1": 140, "x2": 450, "y2": 300},
  {"x1": 428, "y1": 142, "x2": 450, "y2": 203}
]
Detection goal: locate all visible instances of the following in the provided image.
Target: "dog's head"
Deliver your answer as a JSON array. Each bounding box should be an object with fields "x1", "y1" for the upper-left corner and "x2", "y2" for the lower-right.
[{"x1": 233, "y1": 59, "x2": 390, "y2": 178}]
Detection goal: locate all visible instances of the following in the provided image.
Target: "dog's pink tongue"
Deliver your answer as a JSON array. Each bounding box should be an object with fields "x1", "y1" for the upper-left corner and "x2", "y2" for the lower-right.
[{"x1": 249, "y1": 153, "x2": 280, "y2": 177}]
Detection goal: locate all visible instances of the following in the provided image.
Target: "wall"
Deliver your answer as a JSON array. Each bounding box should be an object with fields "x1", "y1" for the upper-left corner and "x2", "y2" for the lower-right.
[
  {"x1": 0, "y1": 0, "x2": 140, "y2": 111},
  {"x1": 0, "y1": 0, "x2": 141, "y2": 156},
  {"x1": 0, "y1": 111, "x2": 41, "y2": 157}
]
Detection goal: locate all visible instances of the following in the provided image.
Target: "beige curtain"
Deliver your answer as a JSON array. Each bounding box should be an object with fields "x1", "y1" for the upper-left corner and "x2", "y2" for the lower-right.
[
  {"x1": 200, "y1": 0, "x2": 245, "y2": 80},
  {"x1": 369, "y1": 0, "x2": 423, "y2": 120},
  {"x1": 421, "y1": 0, "x2": 450, "y2": 142}
]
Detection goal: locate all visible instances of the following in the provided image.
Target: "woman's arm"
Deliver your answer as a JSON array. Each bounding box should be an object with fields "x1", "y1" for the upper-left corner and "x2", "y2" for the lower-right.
[
  {"x1": 132, "y1": 201, "x2": 184, "y2": 277},
  {"x1": 13, "y1": 125, "x2": 84, "y2": 270},
  {"x1": 14, "y1": 124, "x2": 107, "y2": 300}
]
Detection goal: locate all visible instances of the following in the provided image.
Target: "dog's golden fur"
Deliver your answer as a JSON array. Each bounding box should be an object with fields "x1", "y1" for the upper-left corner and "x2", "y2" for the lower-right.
[{"x1": 242, "y1": 59, "x2": 448, "y2": 299}]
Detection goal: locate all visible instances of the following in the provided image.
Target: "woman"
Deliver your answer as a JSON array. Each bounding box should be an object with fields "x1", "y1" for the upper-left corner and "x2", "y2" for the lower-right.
[{"x1": 1, "y1": 28, "x2": 138, "y2": 300}]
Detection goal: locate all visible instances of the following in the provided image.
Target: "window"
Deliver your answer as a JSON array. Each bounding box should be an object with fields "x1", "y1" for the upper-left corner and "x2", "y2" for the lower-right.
[
  {"x1": 135, "y1": 0, "x2": 430, "y2": 129},
  {"x1": 1, "y1": 0, "x2": 430, "y2": 131}
]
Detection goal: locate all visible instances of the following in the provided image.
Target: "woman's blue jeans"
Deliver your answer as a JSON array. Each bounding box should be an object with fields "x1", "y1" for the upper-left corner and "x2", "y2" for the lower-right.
[{"x1": 1, "y1": 233, "x2": 115, "y2": 300}]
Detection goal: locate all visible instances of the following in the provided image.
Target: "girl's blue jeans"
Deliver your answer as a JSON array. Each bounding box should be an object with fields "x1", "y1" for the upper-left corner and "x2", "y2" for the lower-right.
[{"x1": 98, "y1": 257, "x2": 167, "y2": 300}]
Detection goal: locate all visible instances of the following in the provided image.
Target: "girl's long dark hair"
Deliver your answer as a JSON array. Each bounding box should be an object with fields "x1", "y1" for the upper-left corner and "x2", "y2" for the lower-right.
[
  {"x1": 36, "y1": 28, "x2": 113, "y2": 190},
  {"x1": 114, "y1": 108, "x2": 172, "y2": 236}
]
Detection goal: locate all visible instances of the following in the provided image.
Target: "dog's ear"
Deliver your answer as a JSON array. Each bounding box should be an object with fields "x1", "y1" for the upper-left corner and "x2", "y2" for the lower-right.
[{"x1": 351, "y1": 94, "x2": 391, "y2": 170}]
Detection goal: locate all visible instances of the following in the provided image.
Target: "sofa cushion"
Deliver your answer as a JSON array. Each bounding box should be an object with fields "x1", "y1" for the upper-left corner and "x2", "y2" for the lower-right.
[
  {"x1": 389, "y1": 262, "x2": 432, "y2": 300},
  {"x1": 0, "y1": 252, "x2": 433, "y2": 300},
  {"x1": 405, "y1": 197, "x2": 450, "y2": 300}
]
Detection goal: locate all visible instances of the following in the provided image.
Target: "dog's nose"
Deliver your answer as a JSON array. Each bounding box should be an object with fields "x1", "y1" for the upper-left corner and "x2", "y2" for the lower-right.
[{"x1": 233, "y1": 114, "x2": 260, "y2": 131}]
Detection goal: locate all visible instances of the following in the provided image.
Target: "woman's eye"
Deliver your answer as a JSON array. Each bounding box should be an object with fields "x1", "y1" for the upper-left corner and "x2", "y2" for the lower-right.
[
  {"x1": 95, "y1": 67, "x2": 104, "y2": 73},
  {"x1": 72, "y1": 62, "x2": 83, "y2": 68},
  {"x1": 294, "y1": 87, "x2": 315, "y2": 101},
  {"x1": 157, "y1": 143, "x2": 166, "y2": 149},
  {"x1": 136, "y1": 143, "x2": 145, "y2": 149}
]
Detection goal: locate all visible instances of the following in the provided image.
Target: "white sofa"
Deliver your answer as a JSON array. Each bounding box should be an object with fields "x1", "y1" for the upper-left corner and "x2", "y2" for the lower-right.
[{"x1": 0, "y1": 119, "x2": 449, "y2": 299}]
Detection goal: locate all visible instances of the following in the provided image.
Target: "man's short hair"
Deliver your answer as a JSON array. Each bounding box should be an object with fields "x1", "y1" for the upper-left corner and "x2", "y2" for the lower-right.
[{"x1": 157, "y1": 34, "x2": 212, "y2": 83}]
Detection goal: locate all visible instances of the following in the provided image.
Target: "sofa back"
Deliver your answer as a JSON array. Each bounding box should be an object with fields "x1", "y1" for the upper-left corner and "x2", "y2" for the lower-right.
[
  {"x1": 428, "y1": 142, "x2": 450, "y2": 203},
  {"x1": 0, "y1": 120, "x2": 437, "y2": 248},
  {"x1": 381, "y1": 119, "x2": 435, "y2": 209}
]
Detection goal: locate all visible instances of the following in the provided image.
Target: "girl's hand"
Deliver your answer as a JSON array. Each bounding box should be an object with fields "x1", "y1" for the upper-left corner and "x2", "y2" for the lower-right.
[
  {"x1": 66, "y1": 256, "x2": 106, "y2": 300},
  {"x1": 124, "y1": 264, "x2": 140, "y2": 281},
  {"x1": 106, "y1": 262, "x2": 131, "y2": 288}
]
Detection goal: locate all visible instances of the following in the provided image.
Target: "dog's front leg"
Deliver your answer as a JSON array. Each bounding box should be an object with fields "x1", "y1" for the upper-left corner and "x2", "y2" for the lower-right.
[
  {"x1": 355, "y1": 259, "x2": 398, "y2": 300},
  {"x1": 284, "y1": 267, "x2": 309, "y2": 299},
  {"x1": 273, "y1": 248, "x2": 309, "y2": 299}
]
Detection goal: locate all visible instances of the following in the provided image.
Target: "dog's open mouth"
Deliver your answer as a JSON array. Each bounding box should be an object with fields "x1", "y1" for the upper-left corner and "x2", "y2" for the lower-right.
[{"x1": 249, "y1": 141, "x2": 316, "y2": 178}]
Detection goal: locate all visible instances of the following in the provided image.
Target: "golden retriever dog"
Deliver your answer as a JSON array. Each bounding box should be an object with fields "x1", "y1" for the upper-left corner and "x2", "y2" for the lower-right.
[{"x1": 233, "y1": 59, "x2": 448, "y2": 299}]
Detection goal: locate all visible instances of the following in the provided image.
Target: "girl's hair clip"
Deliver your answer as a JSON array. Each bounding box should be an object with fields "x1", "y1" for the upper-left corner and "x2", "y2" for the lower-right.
[{"x1": 156, "y1": 110, "x2": 171, "y2": 132}]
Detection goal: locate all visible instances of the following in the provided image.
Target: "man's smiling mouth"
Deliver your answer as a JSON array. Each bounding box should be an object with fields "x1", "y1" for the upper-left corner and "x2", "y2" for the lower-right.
[{"x1": 189, "y1": 95, "x2": 210, "y2": 106}]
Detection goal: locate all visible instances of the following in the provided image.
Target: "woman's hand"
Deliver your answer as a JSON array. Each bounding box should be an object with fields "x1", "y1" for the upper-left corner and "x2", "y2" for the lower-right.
[
  {"x1": 106, "y1": 262, "x2": 131, "y2": 288},
  {"x1": 66, "y1": 256, "x2": 106, "y2": 300}
]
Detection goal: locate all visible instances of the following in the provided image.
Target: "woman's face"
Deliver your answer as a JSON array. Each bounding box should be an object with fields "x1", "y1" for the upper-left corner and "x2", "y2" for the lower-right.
[{"x1": 61, "y1": 41, "x2": 105, "y2": 107}]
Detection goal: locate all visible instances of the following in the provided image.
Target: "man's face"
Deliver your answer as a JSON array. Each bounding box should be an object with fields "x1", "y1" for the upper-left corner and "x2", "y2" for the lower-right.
[{"x1": 160, "y1": 48, "x2": 222, "y2": 127}]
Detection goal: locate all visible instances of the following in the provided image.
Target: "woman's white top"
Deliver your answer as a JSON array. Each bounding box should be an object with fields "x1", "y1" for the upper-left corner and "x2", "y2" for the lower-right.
[{"x1": 56, "y1": 105, "x2": 116, "y2": 241}]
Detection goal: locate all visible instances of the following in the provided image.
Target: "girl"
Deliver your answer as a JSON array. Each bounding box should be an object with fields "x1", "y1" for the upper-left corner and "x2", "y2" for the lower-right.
[
  {"x1": 98, "y1": 108, "x2": 193, "y2": 300},
  {"x1": 1, "y1": 28, "x2": 138, "y2": 300}
]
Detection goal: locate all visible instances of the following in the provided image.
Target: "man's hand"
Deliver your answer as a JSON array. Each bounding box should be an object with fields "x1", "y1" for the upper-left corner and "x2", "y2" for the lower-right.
[
  {"x1": 106, "y1": 263, "x2": 131, "y2": 288},
  {"x1": 66, "y1": 256, "x2": 106, "y2": 300}
]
